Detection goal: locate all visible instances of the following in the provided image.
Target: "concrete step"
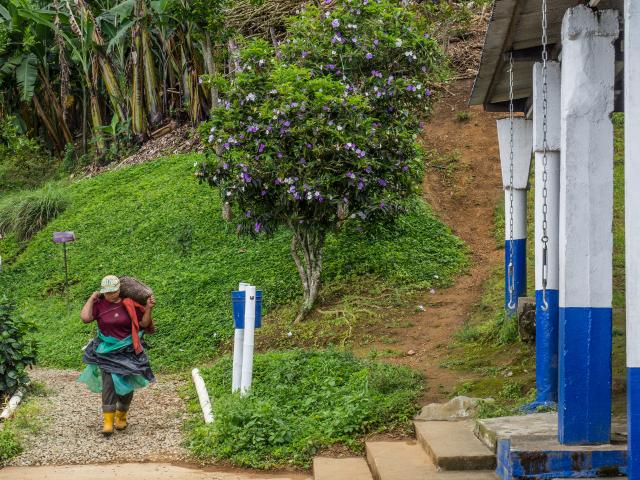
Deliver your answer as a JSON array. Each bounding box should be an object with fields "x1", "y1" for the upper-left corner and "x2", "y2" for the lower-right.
[
  {"x1": 313, "y1": 457, "x2": 373, "y2": 480},
  {"x1": 415, "y1": 420, "x2": 496, "y2": 471},
  {"x1": 365, "y1": 441, "x2": 498, "y2": 480}
]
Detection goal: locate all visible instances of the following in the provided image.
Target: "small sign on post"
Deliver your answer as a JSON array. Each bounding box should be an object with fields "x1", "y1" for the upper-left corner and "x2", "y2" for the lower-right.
[{"x1": 53, "y1": 231, "x2": 76, "y2": 295}]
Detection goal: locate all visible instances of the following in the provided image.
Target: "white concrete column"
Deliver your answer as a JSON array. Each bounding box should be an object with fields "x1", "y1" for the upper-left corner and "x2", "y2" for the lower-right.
[
  {"x1": 558, "y1": 5, "x2": 618, "y2": 445},
  {"x1": 532, "y1": 61, "x2": 561, "y2": 405},
  {"x1": 232, "y1": 282, "x2": 249, "y2": 393},
  {"x1": 240, "y1": 285, "x2": 256, "y2": 396},
  {"x1": 497, "y1": 117, "x2": 533, "y2": 315},
  {"x1": 626, "y1": 0, "x2": 640, "y2": 477}
]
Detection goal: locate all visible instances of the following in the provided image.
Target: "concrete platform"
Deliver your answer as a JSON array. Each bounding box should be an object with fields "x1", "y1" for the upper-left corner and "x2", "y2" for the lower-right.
[
  {"x1": 415, "y1": 421, "x2": 496, "y2": 470},
  {"x1": 365, "y1": 441, "x2": 497, "y2": 480},
  {"x1": 476, "y1": 413, "x2": 628, "y2": 479},
  {"x1": 313, "y1": 457, "x2": 373, "y2": 480}
]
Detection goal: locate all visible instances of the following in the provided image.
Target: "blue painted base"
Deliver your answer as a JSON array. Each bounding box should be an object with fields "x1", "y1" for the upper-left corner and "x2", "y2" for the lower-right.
[
  {"x1": 495, "y1": 437, "x2": 627, "y2": 479},
  {"x1": 505, "y1": 239, "x2": 527, "y2": 315},
  {"x1": 558, "y1": 307, "x2": 612, "y2": 445},
  {"x1": 535, "y1": 289, "x2": 559, "y2": 404},
  {"x1": 628, "y1": 368, "x2": 640, "y2": 479},
  {"x1": 519, "y1": 400, "x2": 556, "y2": 415}
]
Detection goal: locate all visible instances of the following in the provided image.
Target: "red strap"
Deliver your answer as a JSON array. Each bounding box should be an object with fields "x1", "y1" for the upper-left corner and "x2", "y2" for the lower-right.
[{"x1": 123, "y1": 298, "x2": 145, "y2": 354}]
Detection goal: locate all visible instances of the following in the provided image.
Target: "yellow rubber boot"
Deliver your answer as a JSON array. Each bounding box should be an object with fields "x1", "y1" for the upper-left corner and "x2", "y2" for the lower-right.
[
  {"x1": 114, "y1": 410, "x2": 128, "y2": 430},
  {"x1": 102, "y1": 412, "x2": 115, "y2": 435}
]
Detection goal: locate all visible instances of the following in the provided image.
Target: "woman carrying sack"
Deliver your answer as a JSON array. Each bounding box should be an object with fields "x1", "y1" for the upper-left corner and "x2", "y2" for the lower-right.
[{"x1": 78, "y1": 275, "x2": 156, "y2": 435}]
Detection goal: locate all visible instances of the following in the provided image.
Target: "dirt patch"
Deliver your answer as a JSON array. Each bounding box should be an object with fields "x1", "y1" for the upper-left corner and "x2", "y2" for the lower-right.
[{"x1": 352, "y1": 79, "x2": 505, "y2": 404}]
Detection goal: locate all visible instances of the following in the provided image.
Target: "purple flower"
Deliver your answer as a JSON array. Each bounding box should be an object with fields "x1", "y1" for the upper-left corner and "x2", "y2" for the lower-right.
[
  {"x1": 258, "y1": 143, "x2": 265, "y2": 153},
  {"x1": 299, "y1": 158, "x2": 307, "y2": 164},
  {"x1": 247, "y1": 125, "x2": 259, "y2": 133},
  {"x1": 242, "y1": 172, "x2": 252, "y2": 183},
  {"x1": 323, "y1": 105, "x2": 330, "y2": 112},
  {"x1": 222, "y1": 162, "x2": 229, "y2": 170},
  {"x1": 351, "y1": 37, "x2": 358, "y2": 44},
  {"x1": 364, "y1": 165, "x2": 372, "y2": 173},
  {"x1": 294, "y1": 192, "x2": 302, "y2": 200},
  {"x1": 289, "y1": 185, "x2": 296, "y2": 193},
  {"x1": 407, "y1": 84, "x2": 416, "y2": 92},
  {"x1": 261, "y1": 190, "x2": 267, "y2": 196},
  {"x1": 357, "y1": 181, "x2": 364, "y2": 190},
  {"x1": 326, "y1": 64, "x2": 336, "y2": 71},
  {"x1": 245, "y1": 210, "x2": 252, "y2": 218},
  {"x1": 346, "y1": 172, "x2": 356, "y2": 179},
  {"x1": 283, "y1": 120, "x2": 291, "y2": 127},
  {"x1": 306, "y1": 143, "x2": 312, "y2": 149},
  {"x1": 378, "y1": 179, "x2": 387, "y2": 187},
  {"x1": 423, "y1": 32, "x2": 430, "y2": 39},
  {"x1": 373, "y1": 39, "x2": 379, "y2": 46},
  {"x1": 277, "y1": 152, "x2": 283, "y2": 158},
  {"x1": 254, "y1": 222, "x2": 262, "y2": 233},
  {"x1": 290, "y1": 101, "x2": 298, "y2": 108},
  {"x1": 275, "y1": 178, "x2": 284, "y2": 185},
  {"x1": 223, "y1": 142, "x2": 230, "y2": 150},
  {"x1": 331, "y1": 19, "x2": 340, "y2": 28},
  {"x1": 425, "y1": 88, "x2": 432, "y2": 97},
  {"x1": 365, "y1": 52, "x2": 373, "y2": 59},
  {"x1": 371, "y1": 70, "x2": 382, "y2": 78},
  {"x1": 358, "y1": 150, "x2": 366, "y2": 158},
  {"x1": 402, "y1": 165, "x2": 409, "y2": 172},
  {"x1": 380, "y1": 201, "x2": 386, "y2": 209},
  {"x1": 301, "y1": 51, "x2": 309, "y2": 58}
]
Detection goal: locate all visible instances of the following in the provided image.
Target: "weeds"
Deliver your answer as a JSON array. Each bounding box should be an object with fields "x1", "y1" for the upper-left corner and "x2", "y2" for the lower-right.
[{"x1": 186, "y1": 349, "x2": 423, "y2": 468}]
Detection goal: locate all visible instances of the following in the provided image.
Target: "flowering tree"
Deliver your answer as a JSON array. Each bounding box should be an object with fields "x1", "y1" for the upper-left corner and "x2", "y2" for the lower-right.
[{"x1": 198, "y1": 0, "x2": 448, "y2": 321}]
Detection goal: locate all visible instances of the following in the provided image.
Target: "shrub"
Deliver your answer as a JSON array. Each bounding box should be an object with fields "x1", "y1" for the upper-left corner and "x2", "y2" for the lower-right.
[
  {"x1": 0, "y1": 428, "x2": 22, "y2": 463},
  {"x1": 0, "y1": 184, "x2": 69, "y2": 242},
  {"x1": 187, "y1": 349, "x2": 423, "y2": 468},
  {"x1": 0, "y1": 116, "x2": 57, "y2": 192},
  {"x1": 199, "y1": 0, "x2": 449, "y2": 320},
  {"x1": 0, "y1": 297, "x2": 37, "y2": 397}
]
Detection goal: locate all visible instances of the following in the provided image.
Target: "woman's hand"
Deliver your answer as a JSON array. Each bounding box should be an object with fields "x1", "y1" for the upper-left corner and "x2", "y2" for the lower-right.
[
  {"x1": 90, "y1": 291, "x2": 100, "y2": 302},
  {"x1": 146, "y1": 295, "x2": 156, "y2": 310},
  {"x1": 81, "y1": 292, "x2": 100, "y2": 323}
]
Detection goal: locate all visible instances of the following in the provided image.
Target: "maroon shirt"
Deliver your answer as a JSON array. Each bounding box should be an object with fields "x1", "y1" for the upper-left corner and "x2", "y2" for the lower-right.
[{"x1": 92, "y1": 298, "x2": 144, "y2": 340}]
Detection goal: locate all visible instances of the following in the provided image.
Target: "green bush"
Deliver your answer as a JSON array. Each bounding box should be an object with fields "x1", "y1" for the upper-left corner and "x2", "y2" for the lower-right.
[
  {"x1": 0, "y1": 184, "x2": 69, "y2": 242},
  {"x1": 0, "y1": 297, "x2": 37, "y2": 397},
  {"x1": 0, "y1": 117, "x2": 57, "y2": 192},
  {"x1": 187, "y1": 349, "x2": 422, "y2": 468},
  {"x1": 0, "y1": 428, "x2": 22, "y2": 463}
]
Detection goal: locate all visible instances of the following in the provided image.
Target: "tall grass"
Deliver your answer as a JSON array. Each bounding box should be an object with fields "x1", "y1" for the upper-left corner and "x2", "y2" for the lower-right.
[{"x1": 0, "y1": 184, "x2": 69, "y2": 242}]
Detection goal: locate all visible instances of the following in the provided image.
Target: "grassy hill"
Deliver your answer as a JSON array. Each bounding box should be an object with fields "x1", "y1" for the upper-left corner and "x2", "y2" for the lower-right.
[{"x1": 0, "y1": 153, "x2": 467, "y2": 371}]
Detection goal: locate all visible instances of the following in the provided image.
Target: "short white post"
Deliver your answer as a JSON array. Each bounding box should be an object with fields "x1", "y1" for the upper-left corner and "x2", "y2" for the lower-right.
[
  {"x1": 558, "y1": 5, "x2": 618, "y2": 445},
  {"x1": 240, "y1": 285, "x2": 256, "y2": 396},
  {"x1": 626, "y1": 0, "x2": 640, "y2": 476},
  {"x1": 497, "y1": 117, "x2": 533, "y2": 316},
  {"x1": 232, "y1": 282, "x2": 249, "y2": 393},
  {"x1": 191, "y1": 368, "x2": 214, "y2": 424},
  {"x1": 532, "y1": 61, "x2": 561, "y2": 405}
]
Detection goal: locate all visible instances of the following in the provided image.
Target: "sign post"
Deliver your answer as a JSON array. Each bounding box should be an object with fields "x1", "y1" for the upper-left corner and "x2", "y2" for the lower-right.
[{"x1": 53, "y1": 232, "x2": 76, "y2": 308}]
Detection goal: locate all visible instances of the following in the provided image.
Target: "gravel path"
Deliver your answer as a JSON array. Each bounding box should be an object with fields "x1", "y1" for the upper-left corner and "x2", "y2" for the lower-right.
[{"x1": 8, "y1": 368, "x2": 191, "y2": 466}]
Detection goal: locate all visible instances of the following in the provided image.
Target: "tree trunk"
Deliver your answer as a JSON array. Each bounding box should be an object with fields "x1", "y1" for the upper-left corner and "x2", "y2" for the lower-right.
[
  {"x1": 141, "y1": 27, "x2": 161, "y2": 125},
  {"x1": 290, "y1": 228, "x2": 325, "y2": 323},
  {"x1": 32, "y1": 95, "x2": 64, "y2": 152}
]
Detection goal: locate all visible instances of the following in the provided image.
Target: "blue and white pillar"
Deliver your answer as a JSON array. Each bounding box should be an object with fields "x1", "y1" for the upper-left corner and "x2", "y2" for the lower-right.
[
  {"x1": 532, "y1": 61, "x2": 561, "y2": 405},
  {"x1": 497, "y1": 118, "x2": 533, "y2": 316},
  {"x1": 558, "y1": 5, "x2": 618, "y2": 445},
  {"x1": 626, "y1": 0, "x2": 640, "y2": 476}
]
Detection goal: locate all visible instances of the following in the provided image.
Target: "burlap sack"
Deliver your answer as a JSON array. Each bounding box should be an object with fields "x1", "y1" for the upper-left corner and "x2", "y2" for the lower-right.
[{"x1": 118, "y1": 276, "x2": 153, "y2": 305}]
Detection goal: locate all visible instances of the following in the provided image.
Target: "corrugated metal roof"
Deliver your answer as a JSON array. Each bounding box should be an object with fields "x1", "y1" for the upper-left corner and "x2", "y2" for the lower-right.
[{"x1": 469, "y1": 0, "x2": 624, "y2": 112}]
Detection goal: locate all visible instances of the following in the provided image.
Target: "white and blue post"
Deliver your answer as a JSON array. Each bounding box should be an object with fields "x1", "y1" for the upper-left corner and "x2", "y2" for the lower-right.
[
  {"x1": 626, "y1": 0, "x2": 640, "y2": 476},
  {"x1": 240, "y1": 284, "x2": 257, "y2": 397},
  {"x1": 497, "y1": 117, "x2": 533, "y2": 316},
  {"x1": 532, "y1": 61, "x2": 561, "y2": 406},
  {"x1": 558, "y1": 6, "x2": 618, "y2": 445},
  {"x1": 232, "y1": 282, "x2": 250, "y2": 393}
]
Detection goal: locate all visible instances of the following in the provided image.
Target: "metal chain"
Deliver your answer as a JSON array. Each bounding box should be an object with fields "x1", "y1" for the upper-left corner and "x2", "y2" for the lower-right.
[
  {"x1": 508, "y1": 51, "x2": 516, "y2": 311},
  {"x1": 540, "y1": 0, "x2": 550, "y2": 312}
]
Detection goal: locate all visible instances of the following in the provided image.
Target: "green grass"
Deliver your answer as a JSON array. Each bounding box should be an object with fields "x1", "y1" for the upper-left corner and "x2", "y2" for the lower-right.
[
  {"x1": 0, "y1": 153, "x2": 467, "y2": 371},
  {"x1": 186, "y1": 349, "x2": 422, "y2": 468},
  {"x1": 0, "y1": 385, "x2": 46, "y2": 464}
]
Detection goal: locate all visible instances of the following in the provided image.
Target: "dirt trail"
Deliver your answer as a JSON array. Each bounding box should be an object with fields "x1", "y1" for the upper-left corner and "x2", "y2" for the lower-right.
[{"x1": 367, "y1": 79, "x2": 504, "y2": 403}]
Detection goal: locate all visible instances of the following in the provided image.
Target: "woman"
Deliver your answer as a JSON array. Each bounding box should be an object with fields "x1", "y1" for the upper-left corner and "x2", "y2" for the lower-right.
[{"x1": 78, "y1": 275, "x2": 156, "y2": 435}]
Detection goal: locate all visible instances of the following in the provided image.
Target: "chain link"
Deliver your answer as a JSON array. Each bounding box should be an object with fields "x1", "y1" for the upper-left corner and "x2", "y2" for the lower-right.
[
  {"x1": 540, "y1": 0, "x2": 550, "y2": 312},
  {"x1": 507, "y1": 51, "x2": 516, "y2": 311}
]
